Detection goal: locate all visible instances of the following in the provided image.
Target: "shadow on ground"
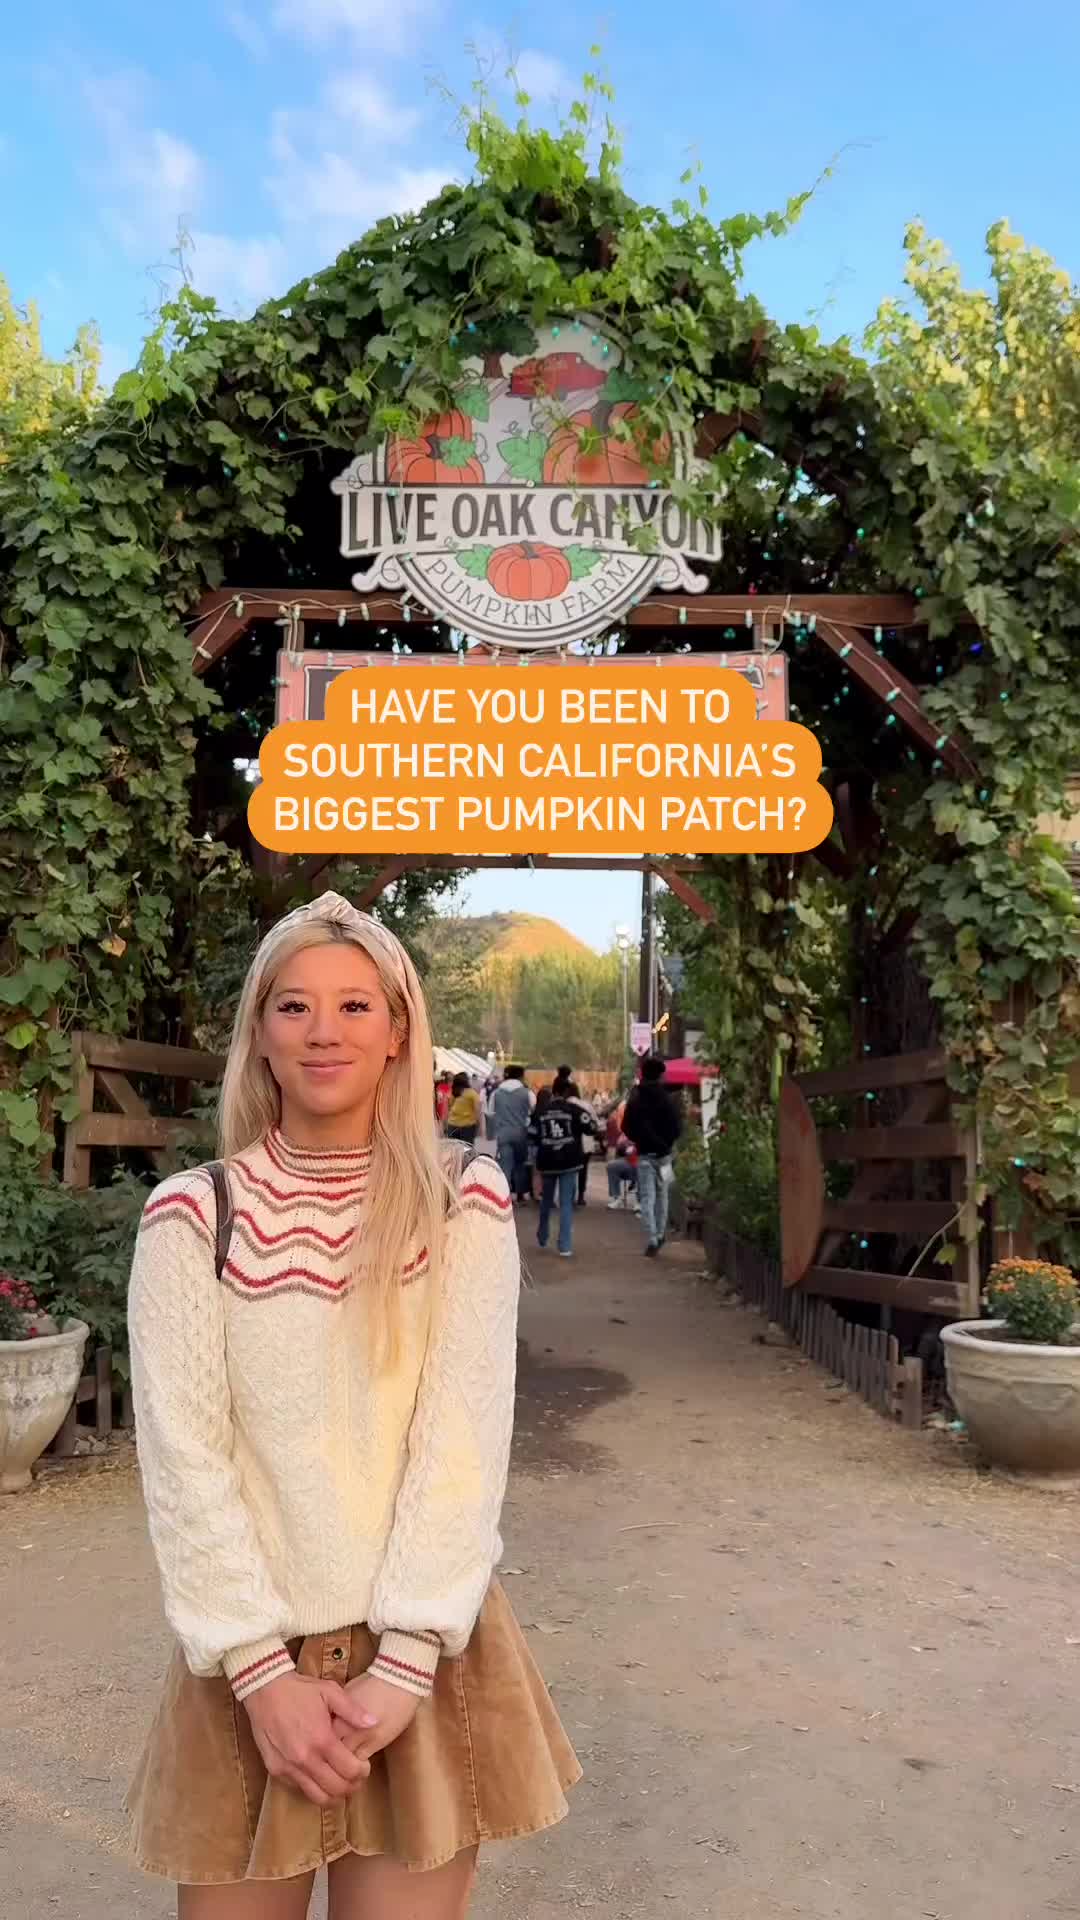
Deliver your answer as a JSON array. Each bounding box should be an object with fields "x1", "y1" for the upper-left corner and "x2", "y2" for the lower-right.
[{"x1": 512, "y1": 1338, "x2": 630, "y2": 1475}]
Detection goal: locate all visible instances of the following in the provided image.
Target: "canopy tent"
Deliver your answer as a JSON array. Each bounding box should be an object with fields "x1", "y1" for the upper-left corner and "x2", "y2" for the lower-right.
[
  {"x1": 648, "y1": 1057, "x2": 721, "y2": 1088},
  {"x1": 433, "y1": 1046, "x2": 490, "y2": 1081}
]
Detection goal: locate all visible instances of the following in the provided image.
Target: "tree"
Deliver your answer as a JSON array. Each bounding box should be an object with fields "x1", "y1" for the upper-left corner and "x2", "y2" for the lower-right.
[{"x1": 0, "y1": 276, "x2": 100, "y2": 457}]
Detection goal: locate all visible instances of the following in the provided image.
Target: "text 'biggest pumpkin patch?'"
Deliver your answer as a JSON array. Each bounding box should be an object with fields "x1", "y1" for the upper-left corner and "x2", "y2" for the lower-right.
[{"x1": 248, "y1": 662, "x2": 834, "y2": 856}]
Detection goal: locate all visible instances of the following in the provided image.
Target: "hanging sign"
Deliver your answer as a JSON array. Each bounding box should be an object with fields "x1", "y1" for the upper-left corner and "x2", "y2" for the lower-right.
[
  {"x1": 630, "y1": 1021, "x2": 653, "y2": 1057},
  {"x1": 331, "y1": 317, "x2": 719, "y2": 653}
]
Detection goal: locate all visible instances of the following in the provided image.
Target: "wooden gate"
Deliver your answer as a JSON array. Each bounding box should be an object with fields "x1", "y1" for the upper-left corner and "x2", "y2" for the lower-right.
[
  {"x1": 62, "y1": 1031, "x2": 224, "y2": 1188},
  {"x1": 778, "y1": 1049, "x2": 981, "y2": 1319}
]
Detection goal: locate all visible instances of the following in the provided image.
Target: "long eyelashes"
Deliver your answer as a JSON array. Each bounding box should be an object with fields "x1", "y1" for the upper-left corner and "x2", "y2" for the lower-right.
[{"x1": 275, "y1": 1000, "x2": 373, "y2": 1015}]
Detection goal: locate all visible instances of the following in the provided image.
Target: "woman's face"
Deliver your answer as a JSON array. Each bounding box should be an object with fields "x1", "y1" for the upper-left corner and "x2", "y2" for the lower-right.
[{"x1": 260, "y1": 941, "x2": 401, "y2": 1143}]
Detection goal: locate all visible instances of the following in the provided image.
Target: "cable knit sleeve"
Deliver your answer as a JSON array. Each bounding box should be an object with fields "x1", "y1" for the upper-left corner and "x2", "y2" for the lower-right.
[
  {"x1": 366, "y1": 1156, "x2": 520, "y2": 1699},
  {"x1": 128, "y1": 1169, "x2": 296, "y2": 1702}
]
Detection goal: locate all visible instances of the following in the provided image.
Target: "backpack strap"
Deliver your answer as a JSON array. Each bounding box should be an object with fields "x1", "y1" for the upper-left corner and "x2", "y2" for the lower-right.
[{"x1": 206, "y1": 1160, "x2": 233, "y2": 1282}]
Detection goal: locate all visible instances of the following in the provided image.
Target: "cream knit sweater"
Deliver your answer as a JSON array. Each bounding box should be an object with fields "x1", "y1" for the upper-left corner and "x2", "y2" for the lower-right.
[{"x1": 128, "y1": 1130, "x2": 519, "y2": 1703}]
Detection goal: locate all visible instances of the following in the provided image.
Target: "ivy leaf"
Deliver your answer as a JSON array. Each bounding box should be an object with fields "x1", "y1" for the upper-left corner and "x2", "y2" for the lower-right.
[
  {"x1": 100, "y1": 934, "x2": 127, "y2": 958},
  {"x1": 498, "y1": 430, "x2": 547, "y2": 483},
  {"x1": 602, "y1": 369, "x2": 648, "y2": 403},
  {"x1": 455, "y1": 546, "x2": 495, "y2": 578},
  {"x1": 5, "y1": 1022, "x2": 39, "y2": 1051},
  {"x1": 456, "y1": 381, "x2": 491, "y2": 422},
  {"x1": 441, "y1": 434, "x2": 479, "y2": 468},
  {"x1": 564, "y1": 545, "x2": 606, "y2": 580}
]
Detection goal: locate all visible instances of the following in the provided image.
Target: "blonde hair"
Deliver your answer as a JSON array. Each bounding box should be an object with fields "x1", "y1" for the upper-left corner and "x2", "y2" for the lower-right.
[{"x1": 218, "y1": 892, "x2": 458, "y2": 1368}]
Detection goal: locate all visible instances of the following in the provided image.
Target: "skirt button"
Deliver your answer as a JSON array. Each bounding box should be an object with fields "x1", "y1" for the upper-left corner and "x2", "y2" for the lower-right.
[{"x1": 331, "y1": 1646, "x2": 345, "y2": 1661}]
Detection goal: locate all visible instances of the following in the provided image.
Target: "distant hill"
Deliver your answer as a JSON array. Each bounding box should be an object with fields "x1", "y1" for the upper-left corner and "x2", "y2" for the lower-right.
[{"x1": 432, "y1": 912, "x2": 594, "y2": 964}]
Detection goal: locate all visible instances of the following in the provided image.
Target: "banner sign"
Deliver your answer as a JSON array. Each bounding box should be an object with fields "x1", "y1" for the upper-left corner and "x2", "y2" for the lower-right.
[{"x1": 331, "y1": 316, "x2": 720, "y2": 652}]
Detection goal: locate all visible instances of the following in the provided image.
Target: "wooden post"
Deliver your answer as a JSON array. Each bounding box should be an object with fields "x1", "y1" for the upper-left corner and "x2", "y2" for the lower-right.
[
  {"x1": 95, "y1": 1347, "x2": 113, "y2": 1441},
  {"x1": 62, "y1": 1034, "x2": 94, "y2": 1190},
  {"x1": 901, "y1": 1356, "x2": 924, "y2": 1429}
]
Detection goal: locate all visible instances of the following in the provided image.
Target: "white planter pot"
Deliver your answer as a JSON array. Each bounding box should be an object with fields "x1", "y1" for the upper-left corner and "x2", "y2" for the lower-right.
[
  {"x1": 0, "y1": 1320, "x2": 89, "y2": 1493},
  {"x1": 943, "y1": 1318, "x2": 1080, "y2": 1482}
]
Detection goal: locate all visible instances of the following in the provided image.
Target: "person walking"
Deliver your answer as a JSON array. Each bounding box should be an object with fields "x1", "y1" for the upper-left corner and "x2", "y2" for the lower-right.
[
  {"x1": 125, "y1": 893, "x2": 579, "y2": 1916},
  {"x1": 620, "y1": 1055, "x2": 682, "y2": 1256},
  {"x1": 528, "y1": 1086, "x2": 552, "y2": 1201},
  {"x1": 489, "y1": 1064, "x2": 535, "y2": 1203},
  {"x1": 530, "y1": 1086, "x2": 585, "y2": 1258},
  {"x1": 444, "y1": 1071, "x2": 481, "y2": 1146},
  {"x1": 564, "y1": 1082, "x2": 601, "y2": 1206}
]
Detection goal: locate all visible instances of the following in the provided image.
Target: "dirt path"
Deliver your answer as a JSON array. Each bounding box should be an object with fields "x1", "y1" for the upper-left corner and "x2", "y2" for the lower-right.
[{"x1": 4, "y1": 1177, "x2": 1080, "y2": 1918}]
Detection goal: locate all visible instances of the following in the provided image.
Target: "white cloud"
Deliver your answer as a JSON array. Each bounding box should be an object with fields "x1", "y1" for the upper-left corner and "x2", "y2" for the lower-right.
[
  {"x1": 323, "y1": 73, "x2": 420, "y2": 142},
  {"x1": 82, "y1": 68, "x2": 203, "y2": 248},
  {"x1": 187, "y1": 230, "x2": 290, "y2": 311},
  {"x1": 513, "y1": 51, "x2": 570, "y2": 100},
  {"x1": 226, "y1": 5, "x2": 270, "y2": 58},
  {"x1": 269, "y1": 109, "x2": 449, "y2": 250},
  {"x1": 273, "y1": 0, "x2": 435, "y2": 53}
]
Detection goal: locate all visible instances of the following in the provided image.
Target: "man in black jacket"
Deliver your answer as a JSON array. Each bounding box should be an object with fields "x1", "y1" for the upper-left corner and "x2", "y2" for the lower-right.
[
  {"x1": 621, "y1": 1056, "x2": 682, "y2": 1256},
  {"x1": 530, "y1": 1087, "x2": 585, "y2": 1257}
]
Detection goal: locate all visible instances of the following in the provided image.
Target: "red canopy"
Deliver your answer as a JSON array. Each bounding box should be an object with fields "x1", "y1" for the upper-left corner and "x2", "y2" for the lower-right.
[{"x1": 638, "y1": 1057, "x2": 719, "y2": 1087}]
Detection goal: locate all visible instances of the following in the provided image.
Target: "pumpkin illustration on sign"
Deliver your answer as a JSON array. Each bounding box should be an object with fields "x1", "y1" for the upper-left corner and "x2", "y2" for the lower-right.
[
  {"x1": 542, "y1": 369, "x2": 671, "y2": 487},
  {"x1": 487, "y1": 543, "x2": 570, "y2": 600},
  {"x1": 386, "y1": 409, "x2": 483, "y2": 485},
  {"x1": 455, "y1": 543, "x2": 607, "y2": 601}
]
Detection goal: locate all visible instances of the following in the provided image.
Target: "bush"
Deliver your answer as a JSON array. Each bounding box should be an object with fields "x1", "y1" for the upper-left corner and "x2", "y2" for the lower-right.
[
  {"x1": 673, "y1": 1128, "x2": 710, "y2": 1208},
  {"x1": 0, "y1": 1107, "x2": 219, "y2": 1377},
  {"x1": 986, "y1": 1257, "x2": 1079, "y2": 1345},
  {"x1": 704, "y1": 1104, "x2": 780, "y2": 1256}
]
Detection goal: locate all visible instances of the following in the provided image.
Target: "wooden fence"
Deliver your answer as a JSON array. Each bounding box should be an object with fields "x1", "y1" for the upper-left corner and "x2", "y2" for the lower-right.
[
  {"x1": 779, "y1": 1049, "x2": 981, "y2": 1319},
  {"x1": 704, "y1": 1217, "x2": 924, "y2": 1428},
  {"x1": 49, "y1": 1344, "x2": 131, "y2": 1457},
  {"x1": 62, "y1": 1031, "x2": 224, "y2": 1188}
]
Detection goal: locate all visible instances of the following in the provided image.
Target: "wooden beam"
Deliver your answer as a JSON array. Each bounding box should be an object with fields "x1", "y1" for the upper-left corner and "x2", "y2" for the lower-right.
[
  {"x1": 626, "y1": 594, "x2": 929, "y2": 630},
  {"x1": 815, "y1": 1082, "x2": 947, "y2": 1267},
  {"x1": 75, "y1": 1032, "x2": 224, "y2": 1080},
  {"x1": 820, "y1": 1124, "x2": 967, "y2": 1161},
  {"x1": 354, "y1": 861, "x2": 409, "y2": 911},
  {"x1": 796, "y1": 1048, "x2": 947, "y2": 1097},
  {"x1": 70, "y1": 1114, "x2": 183, "y2": 1150},
  {"x1": 647, "y1": 860, "x2": 717, "y2": 925},
  {"x1": 822, "y1": 1200, "x2": 957, "y2": 1236},
  {"x1": 191, "y1": 587, "x2": 958, "y2": 676},
  {"x1": 816, "y1": 622, "x2": 977, "y2": 778},
  {"x1": 802, "y1": 1267, "x2": 965, "y2": 1315}
]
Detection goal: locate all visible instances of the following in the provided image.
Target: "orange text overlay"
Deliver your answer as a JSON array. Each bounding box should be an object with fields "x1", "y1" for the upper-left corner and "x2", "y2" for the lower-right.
[{"x1": 248, "y1": 663, "x2": 833, "y2": 856}]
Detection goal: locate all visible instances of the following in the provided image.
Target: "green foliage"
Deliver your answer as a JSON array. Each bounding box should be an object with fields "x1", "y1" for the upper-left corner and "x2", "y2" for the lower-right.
[
  {"x1": 658, "y1": 858, "x2": 851, "y2": 1105},
  {"x1": 0, "y1": 54, "x2": 1077, "y2": 1262},
  {"x1": 0, "y1": 275, "x2": 101, "y2": 457},
  {"x1": 986, "y1": 1256, "x2": 1079, "y2": 1345},
  {"x1": 672, "y1": 1126, "x2": 710, "y2": 1207},
  {"x1": 704, "y1": 1107, "x2": 780, "y2": 1256}
]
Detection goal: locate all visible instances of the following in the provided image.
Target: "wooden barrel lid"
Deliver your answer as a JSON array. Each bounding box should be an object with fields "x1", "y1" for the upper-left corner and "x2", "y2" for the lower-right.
[{"x1": 779, "y1": 1076, "x2": 824, "y2": 1289}]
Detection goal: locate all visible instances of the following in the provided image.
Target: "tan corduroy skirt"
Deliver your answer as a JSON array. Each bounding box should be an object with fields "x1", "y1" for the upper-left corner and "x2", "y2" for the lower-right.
[{"x1": 127, "y1": 1582, "x2": 582, "y2": 1886}]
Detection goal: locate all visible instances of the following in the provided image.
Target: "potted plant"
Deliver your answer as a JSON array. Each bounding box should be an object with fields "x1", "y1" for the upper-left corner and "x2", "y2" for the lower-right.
[
  {"x1": 942, "y1": 1258, "x2": 1080, "y2": 1480},
  {"x1": 0, "y1": 1271, "x2": 88, "y2": 1493}
]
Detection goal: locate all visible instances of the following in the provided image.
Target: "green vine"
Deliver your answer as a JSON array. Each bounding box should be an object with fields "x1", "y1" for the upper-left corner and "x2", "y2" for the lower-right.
[{"x1": 1, "y1": 57, "x2": 1079, "y2": 1256}]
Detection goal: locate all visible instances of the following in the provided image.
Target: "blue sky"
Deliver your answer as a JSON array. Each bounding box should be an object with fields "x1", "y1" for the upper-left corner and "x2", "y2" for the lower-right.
[{"x1": 4, "y1": 0, "x2": 1078, "y2": 948}]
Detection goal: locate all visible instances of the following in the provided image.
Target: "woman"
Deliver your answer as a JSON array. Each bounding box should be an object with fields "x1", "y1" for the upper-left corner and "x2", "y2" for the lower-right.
[
  {"x1": 444, "y1": 1071, "x2": 481, "y2": 1146},
  {"x1": 126, "y1": 892, "x2": 580, "y2": 1918}
]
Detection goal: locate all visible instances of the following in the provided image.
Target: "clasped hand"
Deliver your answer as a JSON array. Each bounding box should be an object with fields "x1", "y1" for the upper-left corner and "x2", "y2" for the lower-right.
[{"x1": 244, "y1": 1670, "x2": 420, "y2": 1807}]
